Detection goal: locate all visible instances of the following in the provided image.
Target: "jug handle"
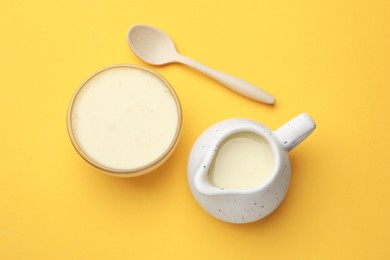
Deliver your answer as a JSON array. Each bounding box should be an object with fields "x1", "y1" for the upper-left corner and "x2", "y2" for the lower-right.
[{"x1": 274, "y1": 113, "x2": 316, "y2": 152}]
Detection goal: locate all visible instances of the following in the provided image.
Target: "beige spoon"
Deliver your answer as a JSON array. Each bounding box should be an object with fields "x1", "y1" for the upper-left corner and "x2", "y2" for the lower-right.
[{"x1": 127, "y1": 24, "x2": 275, "y2": 105}]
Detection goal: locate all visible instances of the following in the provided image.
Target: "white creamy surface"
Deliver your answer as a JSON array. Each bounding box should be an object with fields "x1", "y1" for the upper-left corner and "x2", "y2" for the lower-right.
[
  {"x1": 71, "y1": 67, "x2": 179, "y2": 171},
  {"x1": 208, "y1": 132, "x2": 275, "y2": 189}
]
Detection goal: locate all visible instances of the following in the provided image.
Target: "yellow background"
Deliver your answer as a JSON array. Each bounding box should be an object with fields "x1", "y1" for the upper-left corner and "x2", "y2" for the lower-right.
[{"x1": 1, "y1": 0, "x2": 389, "y2": 259}]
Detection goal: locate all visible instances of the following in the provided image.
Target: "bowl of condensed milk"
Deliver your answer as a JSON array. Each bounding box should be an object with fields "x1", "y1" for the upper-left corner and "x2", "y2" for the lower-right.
[{"x1": 67, "y1": 65, "x2": 182, "y2": 177}]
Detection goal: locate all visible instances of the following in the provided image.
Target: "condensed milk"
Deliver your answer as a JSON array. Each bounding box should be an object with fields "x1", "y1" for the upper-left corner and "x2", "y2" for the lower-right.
[
  {"x1": 208, "y1": 132, "x2": 275, "y2": 189},
  {"x1": 67, "y1": 65, "x2": 182, "y2": 176}
]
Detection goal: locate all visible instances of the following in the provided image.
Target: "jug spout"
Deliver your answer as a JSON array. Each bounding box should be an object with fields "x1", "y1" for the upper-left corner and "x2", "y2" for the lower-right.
[
  {"x1": 194, "y1": 165, "x2": 225, "y2": 196},
  {"x1": 194, "y1": 161, "x2": 258, "y2": 196},
  {"x1": 274, "y1": 113, "x2": 316, "y2": 151}
]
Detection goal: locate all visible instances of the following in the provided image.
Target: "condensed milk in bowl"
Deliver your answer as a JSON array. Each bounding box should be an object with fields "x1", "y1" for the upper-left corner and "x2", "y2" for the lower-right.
[{"x1": 67, "y1": 65, "x2": 182, "y2": 177}]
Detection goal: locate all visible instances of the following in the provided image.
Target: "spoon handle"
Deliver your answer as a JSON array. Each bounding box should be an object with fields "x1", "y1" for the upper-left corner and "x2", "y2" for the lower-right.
[{"x1": 175, "y1": 54, "x2": 275, "y2": 104}]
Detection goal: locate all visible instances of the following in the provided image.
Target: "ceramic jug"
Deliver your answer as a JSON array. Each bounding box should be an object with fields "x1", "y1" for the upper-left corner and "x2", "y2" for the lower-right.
[{"x1": 187, "y1": 113, "x2": 316, "y2": 224}]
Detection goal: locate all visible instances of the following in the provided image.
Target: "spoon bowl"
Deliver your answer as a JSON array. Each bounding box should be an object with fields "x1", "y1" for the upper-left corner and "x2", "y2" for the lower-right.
[{"x1": 128, "y1": 25, "x2": 178, "y2": 65}]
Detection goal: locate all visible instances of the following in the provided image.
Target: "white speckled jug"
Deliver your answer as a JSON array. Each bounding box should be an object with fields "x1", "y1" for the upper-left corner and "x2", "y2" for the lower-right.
[{"x1": 187, "y1": 113, "x2": 316, "y2": 224}]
